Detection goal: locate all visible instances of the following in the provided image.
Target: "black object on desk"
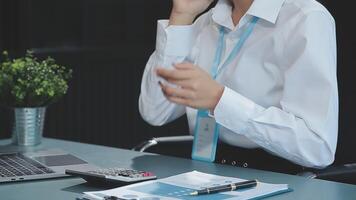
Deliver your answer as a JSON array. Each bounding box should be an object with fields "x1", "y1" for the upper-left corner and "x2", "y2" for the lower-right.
[
  {"x1": 66, "y1": 167, "x2": 156, "y2": 186},
  {"x1": 76, "y1": 197, "x2": 126, "y2": 200},
  {"x1": 190, "y1": 179, "x2": 258, "y2": 196}
]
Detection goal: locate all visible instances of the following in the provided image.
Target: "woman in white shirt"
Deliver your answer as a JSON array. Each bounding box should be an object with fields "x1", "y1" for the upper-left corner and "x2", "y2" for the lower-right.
[{"x1": 139, "y1": 0, "x2": 338, "y2": 171}]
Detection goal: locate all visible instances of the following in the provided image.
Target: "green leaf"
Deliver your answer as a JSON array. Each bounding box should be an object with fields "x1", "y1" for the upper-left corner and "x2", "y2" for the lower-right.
[{"x1": 0, "y1": 50, "x2": 73, "y2": 107}]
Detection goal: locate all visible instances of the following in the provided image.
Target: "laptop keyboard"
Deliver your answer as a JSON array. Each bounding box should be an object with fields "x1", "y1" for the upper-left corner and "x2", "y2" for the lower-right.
[{"x1": 0, "y1": 153, "x2": 54, "y2": 177}]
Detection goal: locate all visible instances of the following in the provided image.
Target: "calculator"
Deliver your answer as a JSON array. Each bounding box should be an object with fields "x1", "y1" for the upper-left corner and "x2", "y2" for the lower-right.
[{"x1": 65, "y1": 168, "x2": 157, "y2": 185}]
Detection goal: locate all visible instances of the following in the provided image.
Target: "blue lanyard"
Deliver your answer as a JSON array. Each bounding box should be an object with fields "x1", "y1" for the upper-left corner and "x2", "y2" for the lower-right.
[
  {"x1": 192, "y1": 17, "x2": 259, "y2": 163},
  {"x1": 210, "y1": 16, "x2": 259, "y2": 79}
]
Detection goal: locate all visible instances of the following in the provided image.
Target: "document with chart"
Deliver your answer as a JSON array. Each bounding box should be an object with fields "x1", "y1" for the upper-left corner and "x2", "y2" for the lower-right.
[{"x1": 83, "y1": 171, "x2": 291, "y2": 200}]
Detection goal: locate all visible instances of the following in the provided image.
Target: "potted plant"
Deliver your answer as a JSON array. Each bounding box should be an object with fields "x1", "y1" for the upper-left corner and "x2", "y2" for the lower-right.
[{"x1": 0, "y1": 50, "x2": 72, "y2": 146}]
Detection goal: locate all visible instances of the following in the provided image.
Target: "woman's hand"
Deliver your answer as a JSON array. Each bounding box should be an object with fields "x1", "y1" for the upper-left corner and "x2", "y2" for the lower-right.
[
  {"x1": 156, "y1": 63, "x2": 224, "y2": 111},
  {"x1": 169, "y1": 0, "x2": 214, "y2": 25}
]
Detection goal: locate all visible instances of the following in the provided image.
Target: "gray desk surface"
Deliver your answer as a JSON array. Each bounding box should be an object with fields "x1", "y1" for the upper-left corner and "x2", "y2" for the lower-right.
[{"x1": 1, "y1": 138, "x2": 356, "y2": 200}]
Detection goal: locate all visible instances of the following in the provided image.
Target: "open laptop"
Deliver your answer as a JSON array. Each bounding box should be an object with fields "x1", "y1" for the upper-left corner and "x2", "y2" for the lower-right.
[{"x1": 0, "y1": 149, "x2": 99, "y2": 183}]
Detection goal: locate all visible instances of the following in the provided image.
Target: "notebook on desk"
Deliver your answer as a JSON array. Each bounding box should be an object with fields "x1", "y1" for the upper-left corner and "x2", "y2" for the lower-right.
[{"x1": 81, "y1": 171, "x2": 291, "y2": 200}]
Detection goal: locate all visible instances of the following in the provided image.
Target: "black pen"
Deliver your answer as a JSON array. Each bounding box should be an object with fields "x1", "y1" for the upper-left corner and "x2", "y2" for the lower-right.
[{"x1": 190, "y1": 180, "x2": 258, "y2": 196}]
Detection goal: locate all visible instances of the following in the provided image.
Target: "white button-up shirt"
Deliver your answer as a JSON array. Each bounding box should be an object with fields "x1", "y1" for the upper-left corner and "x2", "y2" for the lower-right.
[{"x1": 139, "y1": 0, "x2": 338, "y2": 168}]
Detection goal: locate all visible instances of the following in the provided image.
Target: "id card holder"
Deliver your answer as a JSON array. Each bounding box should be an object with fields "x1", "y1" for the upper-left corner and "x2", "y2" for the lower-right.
[{"x1": 191, "y1": 110, "x2": 220, "y2": 162}]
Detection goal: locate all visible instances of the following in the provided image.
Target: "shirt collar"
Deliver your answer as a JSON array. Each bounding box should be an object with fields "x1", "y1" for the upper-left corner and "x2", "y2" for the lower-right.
[
  {"x1": 248, "y1": 0, "x2": 286, "y2": 24},
  {"x1": 212, "y1": 0, "x2": 286, "y2": 29}
]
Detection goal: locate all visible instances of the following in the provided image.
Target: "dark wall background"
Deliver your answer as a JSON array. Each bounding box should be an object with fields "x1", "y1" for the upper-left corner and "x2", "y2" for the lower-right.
[
  {"x1": 0, "y1": 0, "x2": 189, "y2": 150},
  {"x1": 0, "y1": 0, "x2": 355, "y2": 165}
]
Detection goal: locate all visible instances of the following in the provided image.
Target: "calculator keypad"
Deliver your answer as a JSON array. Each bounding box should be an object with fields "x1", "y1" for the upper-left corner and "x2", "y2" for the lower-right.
[{"x1": 88, "y1": 168, "x2": 154, "y2": 178}]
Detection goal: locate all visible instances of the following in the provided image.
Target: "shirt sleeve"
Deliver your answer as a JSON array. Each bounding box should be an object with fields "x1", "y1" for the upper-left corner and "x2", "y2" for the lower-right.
[
  {"x1": 139, "y1": 14, "x2": 210, "y2": 126},
  {"x1": 213, "y1": 11, "x2": 338, "y2": 168}
]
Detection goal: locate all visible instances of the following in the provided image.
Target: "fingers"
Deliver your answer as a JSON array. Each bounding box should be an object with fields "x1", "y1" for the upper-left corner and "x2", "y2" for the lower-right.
[
  {"x1": 156, "y1": 67, "x2": 192, "y2": 80},
  {"x1": 156, "y1": 63, "x2": 195, "y2": 80},
  {"x1": 156, "y1": 63, "x2": 206, "y2": 89},
  {"x1": 159, "y1": 82, "x2": 195, "y2": 107},
  {"x1": 173, "y1": 62, "x2": 194, "y2": 70},
  {"x1": 159, "y1": 82, "x2": 194, "y2": 99},
  {"x1": 165, "y1": 78, "x2": 194, "y2": 89}
]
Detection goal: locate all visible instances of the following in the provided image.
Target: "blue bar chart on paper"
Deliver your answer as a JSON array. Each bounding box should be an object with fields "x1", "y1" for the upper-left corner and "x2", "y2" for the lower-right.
[{"x1": 130, "y1": 182, "x2": 235, "y2": 200}]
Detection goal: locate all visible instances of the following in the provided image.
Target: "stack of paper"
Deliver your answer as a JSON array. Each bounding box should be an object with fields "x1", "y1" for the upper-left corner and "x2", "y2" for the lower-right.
[{"x1": 82, "y1": 171, "x2": 291, "y2": 200}]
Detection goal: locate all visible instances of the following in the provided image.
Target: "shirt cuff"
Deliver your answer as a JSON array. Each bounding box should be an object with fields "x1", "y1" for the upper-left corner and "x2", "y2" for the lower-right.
[
  {"x1": 214, "y1": 87, "x2": 263, "y2": 133},
  {"x1": 156, "y1": 20, "x2": 196, "y2": 57}
]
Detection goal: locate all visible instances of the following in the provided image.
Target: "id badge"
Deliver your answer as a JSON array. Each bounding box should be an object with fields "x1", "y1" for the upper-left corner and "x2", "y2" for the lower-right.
[{"x1": 191, "y1": 110, "x2": 220, "y2": 162}]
